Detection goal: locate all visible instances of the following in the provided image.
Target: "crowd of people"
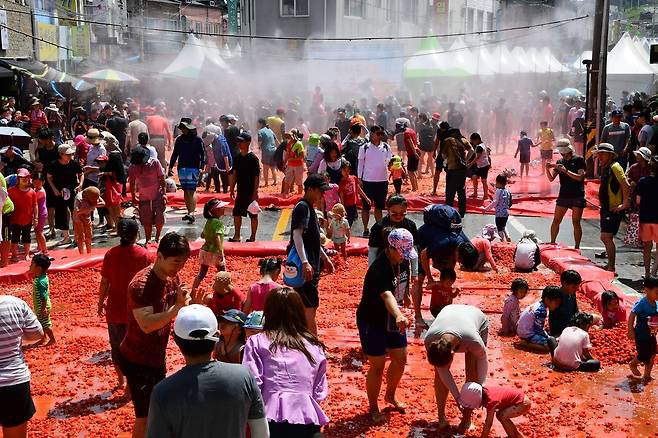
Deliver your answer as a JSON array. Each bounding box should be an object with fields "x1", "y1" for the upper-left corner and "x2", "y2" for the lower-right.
[{"x1": 1, "y1": 87, "x2": 658, "y2": 438}]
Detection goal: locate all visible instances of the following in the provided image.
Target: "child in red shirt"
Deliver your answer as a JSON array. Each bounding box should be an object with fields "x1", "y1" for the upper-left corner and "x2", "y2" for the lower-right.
[
  {"x1": 460, "y1": 382, "x2": 531, "y2": 438},
  {"x1": 8, "y1": 168, "x2": 37, "y2": 261},
  {"x1": 429, "y1": 268, "x2": 460, "y2": 317},
  {"x1": 338, "y1": 161, "x2": 370, "y2": 226},
  {"x1": 206, "y1": 271, "x2": 245, "y2": 319}
]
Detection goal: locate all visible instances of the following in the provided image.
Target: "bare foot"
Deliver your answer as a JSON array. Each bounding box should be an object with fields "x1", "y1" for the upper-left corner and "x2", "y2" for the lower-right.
[
  {"x1": 384, "y1": 395, "x2": 406, "y2": 412},
  {"x1": 370, "y1": 410, "x2": 385, "y2": 423},
  {"x1": 629, "y1": 362, "x2": 641, "y2": 377},
  {"x1": 44, "y1": 339, "x2": 56, "y2": 347}
]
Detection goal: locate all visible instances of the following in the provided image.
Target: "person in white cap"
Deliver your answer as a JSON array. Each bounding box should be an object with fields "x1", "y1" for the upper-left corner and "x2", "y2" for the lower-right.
[
  {"x1": 458, "y1": 381, "x2": 531, "y2": 438},
  {"x1": 594, "y1": 142, "x2": 630, "y2": 273},
  {"x1": 145, "y1": 304, "x2": 268, "y2": 438},
  {"x1": 546, "y1": 138, "x2": 586, "y2": 249},
  {"x1": 424, "y1": 304, "x2": 489, "y2": 432},
  {"x1": 46, "y1": 143, "x2": 83, "y2": 246}
]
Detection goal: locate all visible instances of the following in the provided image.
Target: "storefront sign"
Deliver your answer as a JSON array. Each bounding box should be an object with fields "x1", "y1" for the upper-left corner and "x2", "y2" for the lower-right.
[{"x1": 38, "y1": 22, "x2": 58, "y2": 61}]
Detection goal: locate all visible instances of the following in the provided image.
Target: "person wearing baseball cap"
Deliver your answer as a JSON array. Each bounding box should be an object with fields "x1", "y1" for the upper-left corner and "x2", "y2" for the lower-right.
[
  {"x1": 356, "y1": 227, "x2": 416, "y2": 422},
  {"x1": 546, "y1": 137, "x2": 587, "y2": 249},
  {"x1": 169, "y1": 117, "x2": 205, "y2": 224},
  {"x1": 215, "y1": 309, "x2": 248, "y2": 364},
  {"x1": 288, "y1": 174, "x2": 335, "y2": 336},
  {"x1": 229, "y1": 131, "x2": 260, "y2": 243},
  {"x1": 594, "y1": 142, "x2": 631, "y2": 272},
  {"x1": 600, "y1": 108, "x2": 631, "y2": 168},
  {"x1": 145, "y1": 304, "x2": 268, "y2": 438}
]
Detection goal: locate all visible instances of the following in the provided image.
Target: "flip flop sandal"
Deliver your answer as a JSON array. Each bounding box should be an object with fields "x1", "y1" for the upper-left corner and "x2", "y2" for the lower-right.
[{"x1": 228, "y1": 238, "x2": 241, "y2": 242}]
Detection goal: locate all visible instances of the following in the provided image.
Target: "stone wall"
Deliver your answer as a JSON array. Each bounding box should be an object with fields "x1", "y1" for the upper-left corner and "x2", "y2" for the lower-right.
[{"x1": 0, "y1": 0, "x2": 35, "y2": 59}]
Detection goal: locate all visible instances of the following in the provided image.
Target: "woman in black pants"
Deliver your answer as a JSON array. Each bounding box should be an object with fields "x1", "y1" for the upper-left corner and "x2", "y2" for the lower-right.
[{"x1": 46, "y1": 144, "x2": 83, "y2": 245}]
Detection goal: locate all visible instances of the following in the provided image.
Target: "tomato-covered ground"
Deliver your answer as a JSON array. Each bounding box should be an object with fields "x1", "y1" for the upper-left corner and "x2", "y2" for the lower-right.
[{"x1": 4, "y1": 246, "x2": 657, "y2": 437}]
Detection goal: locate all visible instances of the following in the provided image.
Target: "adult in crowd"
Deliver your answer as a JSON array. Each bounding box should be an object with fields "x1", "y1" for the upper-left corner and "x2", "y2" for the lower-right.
[
  {"x1": 594, "y1": 143, "x2": 630, "y2": 273},
  {"x1": 546, "y1": 139, "x2": 587, "y2": 249},
  {"x1": 317, "y1": 142, "x2": 342, "y2": 184},
  {"x1": 128, "y1": 145, "x2": 167, "y2": 244},
  {"x1": 169, "y1": 118, "x2": 205, "y2": 224},
  {"x1": 431, "y1": 121, "x2": 450, "y2": 196},
  {"x1": 417, "y1": 112, "x2": 436, "y2": 177},
  {"x1": 125, "y1": 111, "x2": 149, "y2": 154},
  {"x1": 105, "y1": 110, "x2": 129, "y2": 153},
  {"x1": 82, "y1": 128, "x2": 107, "y2": 189},
  {"x1": 229, "y1": 132, "x2": 260, "y2": 242},
  {"x1": 357, "y1": 125, "x2": 392, "y2": 237},
  {"x1": 243, "y1": 287, "x2": 328, "y2": 438},
  {"x1": 220, "y1": 114, "x2": 241, "y2": 159},
  {"x1": 637, "y1": 155, "x2": 658, "y2": 278},
  {"x1": 27, "y1": 97, "x2": 48, "y2": 161},
  {"x1": 397, "y1": 118, "x2": 421, "y2": 192},
  {"x1": 424, "y1": 304, "x2": 489, "y2": 432},
  {"x1": 118, "y1": 232, "x2": 199, "y2": 438},
  {"x1": 442, "y1": 126, "x2": 472, "y2": 217},
  {"x1": 600, "y1": 109, "x2": 631, "y2": 169},
  {"x1": 257, "y1": 118, "x2": 278, "y2": 187},
  {"x1": 334, "y1": 107, "x2": 350, "y2": 141},
  {"x1": 0, "y1": 145, "x2": 33, "y2": 177},
  {"x1": 97, "y1": 218, "x2": 150, "y2": 392},
  {"x1": 342, "y1": 123, "x2": 365, "y2": 175},
  {"x1": 146, "y1": 304, "x2": 268, "y2": 438},
  {"x1": 467, "y1": 133, "x2": 490, "y2": 201},
  {"x1": 34, "y1": 128, "x2": 59, "y2": 173},
  {"x1": 415, "y1": 204, "x2": 472, "y2": 325},
  {"x1": 627, "y1": 146, "x2": 653, "y2": 210},
  {"x1": 357, "y1": 228, "x2": 416, "y2": 423},
  {"x1": 46, "y1": 143, "x2": 83, "y2": 246},
  {"x1": 204, "y1": 130, "x2": 232, "y2": 194},
  {"x1": 290, "y1": 174, "x2": 335, "y2": 335},
  {"x1": 145, "y1": 104, "x2": 173, "y2": 168},
  {"x1": 0, "y1": 291, "x2": 44, "y2": 438},
  {"x1": 367, "y1": 195, "x2": 419, "y2": 315}
]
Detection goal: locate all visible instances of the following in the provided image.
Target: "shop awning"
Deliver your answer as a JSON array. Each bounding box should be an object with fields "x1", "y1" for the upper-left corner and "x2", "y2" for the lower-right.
[{"x1": 0, "y1": 59, "x2": 96, "y2": 91}]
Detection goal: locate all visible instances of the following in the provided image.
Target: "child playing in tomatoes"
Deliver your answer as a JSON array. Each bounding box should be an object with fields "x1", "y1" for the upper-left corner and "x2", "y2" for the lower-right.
[
  {"x1": 500, "y1": 278, "x2": 529, "y2": 336},
  {"x1": 627, "y1": 276, "x2": 658, "y2": 382},
  {"x1": 459, "y1": 381, "x2": 531, "y2": 438},
  {"x1": 206, "y1": 271, "x2": 244, "y2": 320},
  {"x1": 594, "y1": 290, "x2": 628, "y2": 328},
  {"x1": 428, "y1": 268, "x2": 460, "y2": 317},
  {"x1": 549, "y1": 312, "x2": 601, "y2": 372},
  {"x1": 72, "y1": 186, "x2": 105, "y2": 254}
]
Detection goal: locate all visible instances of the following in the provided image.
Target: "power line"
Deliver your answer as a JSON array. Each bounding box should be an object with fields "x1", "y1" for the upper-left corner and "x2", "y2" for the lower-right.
[
  {"x1": 2, "y1": 7, "x2": 588, "y2": 41},
  {"x1": 0, "y1": 23, "x2": 70, "y2": 51}
]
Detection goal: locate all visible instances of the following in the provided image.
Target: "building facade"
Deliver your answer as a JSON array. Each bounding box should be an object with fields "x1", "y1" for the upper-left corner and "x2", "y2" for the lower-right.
[{"x1": 0, "y1": 0, "x2": 36, "y2": 59}]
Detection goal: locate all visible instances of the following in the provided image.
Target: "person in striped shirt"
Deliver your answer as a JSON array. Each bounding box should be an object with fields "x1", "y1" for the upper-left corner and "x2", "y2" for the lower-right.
[
  {"x1": 0, "y1": 293, "x2": 43, "y2": 436},
  {"x1": 29, "y1": 253, "x2": 55, "y2": 346}
]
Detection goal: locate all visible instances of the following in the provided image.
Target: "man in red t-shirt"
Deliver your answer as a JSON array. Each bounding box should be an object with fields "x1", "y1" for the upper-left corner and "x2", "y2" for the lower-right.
[
  {"x1": 8, "y1": 168, "x2": 37, "y2": 261},
  {"x1": 118, "y1": 232, "x2": 200, "y2": 438},
  {"x1": 338, "y1": 161, "x2": 370, "y2": 226},
  {"x1": 98, "y1": 218, "x2": 152, "y2": 390}
]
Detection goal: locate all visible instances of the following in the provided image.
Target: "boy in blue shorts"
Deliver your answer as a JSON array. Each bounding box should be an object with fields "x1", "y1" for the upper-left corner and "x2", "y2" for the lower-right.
[{"x1": 30, "y1": 253, "x2": 55, "y2": 346}]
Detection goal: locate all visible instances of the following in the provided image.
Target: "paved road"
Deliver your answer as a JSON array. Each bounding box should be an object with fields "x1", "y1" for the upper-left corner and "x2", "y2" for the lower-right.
[{"x1": 70, "y1": 203, "x2": 643, "y2": 293}]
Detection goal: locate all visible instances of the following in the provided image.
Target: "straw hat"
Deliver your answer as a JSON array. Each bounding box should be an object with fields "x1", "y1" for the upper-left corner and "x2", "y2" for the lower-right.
[{"x1": 86, "y1": 128, "x2": 102, "y2": 145}]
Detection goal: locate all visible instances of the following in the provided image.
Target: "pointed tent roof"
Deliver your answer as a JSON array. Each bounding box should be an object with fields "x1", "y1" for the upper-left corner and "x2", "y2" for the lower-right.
[
  {"x1": 608, "y1": 32, "x2": 655, "y2": 75},
  {"x1": 571, "y1": 50, "x2": 592, "y2": 71},
  {"x1": 475, "y1": 46, "x2": 498, "y2": 75},
  {"x1": 404, "y1": 35, "x2": 464, "y2": 78},
  {"x1": 510, "y1": 46, "x2": 531, "y2": 73},
  {"x1": 448, "y1": 37, "x2": 493, "y2": 75},
  {"x1": 538, "y1": 47, "x2": 569, "y2": 73},
  {"x1": 162, "y1": 34, "x2": 232, "y2": 79}
]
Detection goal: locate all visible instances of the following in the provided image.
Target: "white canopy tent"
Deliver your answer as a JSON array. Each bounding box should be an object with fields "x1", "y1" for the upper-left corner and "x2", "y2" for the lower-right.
[
  {"x1": 607, "y1": 32, "x2": 655, "y2": 97},
  {"x1": 162, "y1": 34, "x2": 232, "y2": 79}
]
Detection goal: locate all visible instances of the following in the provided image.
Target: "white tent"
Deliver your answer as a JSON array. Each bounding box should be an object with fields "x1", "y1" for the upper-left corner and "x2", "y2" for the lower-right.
[
  {"x1": 162, "y1": 34, "x2": 232, "y2": 79},
  {"x1": 475, "y1": 46, "x2": 499, "y2": 75},
  {"x1": 539, "y1": 47, "x2": 569, "y2": 73},
  {"x1": 606, "y1": 32, "x2": 655, "y2": 97},
  {"x1": 571, "y1": 50, "x2": 592, "y2": 71},
  {"x1": 525, "y1": 47, "x2": 550, "y2": 73},
  {"x1": 448, "y1": 37, "x2": 493, "y2": 75},
  {"x1": 510, "y1": 46, "x2": 531, "y2": 73}
]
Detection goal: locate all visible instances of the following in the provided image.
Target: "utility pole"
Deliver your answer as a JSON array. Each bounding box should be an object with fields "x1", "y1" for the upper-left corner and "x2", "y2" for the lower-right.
[{"x1": 585, "y1": 0, "x2": 610, "y2": 176}]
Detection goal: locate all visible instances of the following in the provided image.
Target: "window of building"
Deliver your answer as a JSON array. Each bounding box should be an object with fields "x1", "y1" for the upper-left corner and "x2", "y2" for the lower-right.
[
  {"x1": 344, "y1": 0, "x2": 365, "y2": 18},
  {"x1": 385, "y1": 0, "x2": 392, "y2": 21},
  {"x1": 466, "y1": 8, "x2": 474, "y2": 33},
  {"x1": 401, "y1": 0, "x2": 418, "y2": 23},
  {"x1": 487, "y1": 12, "x2": 494, "y2": 31},
  {"x1": 477, "y1": 10, "x2": 484, "y2": 32},
  {"x1": 281, "y1": 0, "x2": 309, "y2": 17}
]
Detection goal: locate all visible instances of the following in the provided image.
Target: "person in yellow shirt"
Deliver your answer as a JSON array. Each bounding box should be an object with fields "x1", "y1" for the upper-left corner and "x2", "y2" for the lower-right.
[
  {"x1": 594, "y1": 143, "x2": 630, "y2": 274},
  {"x1": 266, "y1": 108, "x2": 286, "y2": 144},
  {"x1": 0, "y1": 172, "x2": 15, "y2": 267},
  {"x1": 535, "y1": 121, "x2": 555, "y2": 175}
]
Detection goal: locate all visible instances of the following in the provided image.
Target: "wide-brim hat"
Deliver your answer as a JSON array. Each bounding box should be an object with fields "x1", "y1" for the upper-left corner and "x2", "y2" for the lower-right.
[
  {"x1": 86, "y1": 128, "x2": 102, "y2": 145},
  {"x1": 45, "y1": 103, "x2": 59, "y2": 113},
  {"x1": 58, "y1": 143, "x2": 76, "y2": 155},
  {"x1": 556, "y1": 138, "x2": 574, "y2": 155},
  {"x1": 634, "y1": 146, "x2": 652, "y2": 162},
  {"x1": 178, "y1": 118, "x2": 196, "y2": 130},
  {"x1": 593, "y1": 143, "x2": 616, "y2": 156},
  {"x1": 29, "y1": 97, "x2": 40, "y2": 106}
]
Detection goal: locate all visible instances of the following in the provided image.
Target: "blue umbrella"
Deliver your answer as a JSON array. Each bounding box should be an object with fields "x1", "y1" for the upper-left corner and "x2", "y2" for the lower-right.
[{"x1": 559, "y1": 88, "x2": 583, "y2": 97}]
